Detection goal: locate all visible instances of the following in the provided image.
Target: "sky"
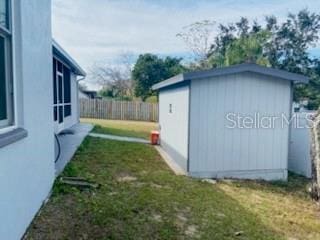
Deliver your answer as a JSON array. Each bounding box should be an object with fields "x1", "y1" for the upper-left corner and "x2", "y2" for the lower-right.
[{"x1": 52, "y1": 0, "x2": 320, "y2": 89}]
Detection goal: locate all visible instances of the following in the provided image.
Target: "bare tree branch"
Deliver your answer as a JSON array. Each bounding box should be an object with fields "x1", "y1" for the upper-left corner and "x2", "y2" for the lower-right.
[
  {"x1": 90, "y1": 52, "x2": 135, "y2": 98},
  {"x1": 177, "y1": 20, "x2": 216, "y2": 63}
]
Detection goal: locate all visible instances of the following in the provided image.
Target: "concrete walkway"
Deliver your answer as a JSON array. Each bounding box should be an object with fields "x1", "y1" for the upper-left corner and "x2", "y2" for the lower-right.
[
  {"x1": 154, "y1": 146, "x2": 186, "y2": 176},
  {"x1": 55, "y1": 123, "x2": 93, "y2": 176},
  {"x1": 89, "y1": 132, "x2": 150, "y2": 144}
]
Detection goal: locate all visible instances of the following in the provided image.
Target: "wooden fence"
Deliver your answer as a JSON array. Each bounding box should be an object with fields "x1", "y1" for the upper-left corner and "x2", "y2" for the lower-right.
[{"x1": 80, "y1": 99, "x2": 159, "y2": 122}]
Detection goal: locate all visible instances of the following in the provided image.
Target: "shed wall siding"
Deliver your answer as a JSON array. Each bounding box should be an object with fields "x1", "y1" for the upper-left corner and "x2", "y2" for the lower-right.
[
  {"x1": 159, "y1": 86, "x2": 189, "y2": 171},
  {"x1": 0, "y1": 1, "x2": 54, "y2": 239},
  {"x1": 189, "y1": 72, "x2": 291, "y2": 180}
]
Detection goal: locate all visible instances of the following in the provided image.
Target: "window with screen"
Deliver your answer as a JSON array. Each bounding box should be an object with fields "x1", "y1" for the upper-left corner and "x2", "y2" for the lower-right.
[
  {"x1": 0, "y1": 36, "x2": 7, "y2": 122},
  {"x1": 63, "y1": 66, "x2": 71, "y2": 104},
  {"x1": 53, "y1": 59, "x2": 57, "y2": 104},
  {"x1": 58, "y1": 75, "x2": 63, "y2": 104},
  {"x1": 0, "y1": 0, "x2": 13, "y2": 129},
  {"x1": 63, "y1": 66, "x2": 71, "y2": 117},
  {"x1": 0, "y1": 0, "x2": 9, "y2": 29},
  {"x1": 53, "y1": 58, "x2": 72, "y2": 121},
  {"x1": 53, "y1": 106, "x2": 57, "y2": 121},
  {"x1": 64, "y1": 105, "x2": 71, "y2": 117},
  {"x1": 59, "y1": 106, "x2": 63, "y2": 123}
]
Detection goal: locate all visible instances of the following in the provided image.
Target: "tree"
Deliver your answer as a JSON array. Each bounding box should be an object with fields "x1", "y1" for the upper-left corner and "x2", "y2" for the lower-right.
[
  {"x1": 265, "y1": 10, "x2": 320, "y2": 72},
  {"x1": 132, "y1": 54, "x2": 185, "y2": 100},
  {"x1": 177, "y1": 20, "x2": 216, "y2": 68},
  {"x1": 90, "y1": 53, "x2": 135, "y2": 99},
  {"x1": 208, "y1": 30, "x2": 271, "y2": 67},
  {"x1": 180, "y1": 10, "x2": 320, "y2": 108},
  {"x1": 263, "y1": 10, "x2": 320, "y2": 103}
]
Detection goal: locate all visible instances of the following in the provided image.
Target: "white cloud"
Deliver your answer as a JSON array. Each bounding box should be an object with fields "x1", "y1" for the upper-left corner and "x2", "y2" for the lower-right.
[{"x1": 52, "y1": 0, "x2": 320, "y2": 89}]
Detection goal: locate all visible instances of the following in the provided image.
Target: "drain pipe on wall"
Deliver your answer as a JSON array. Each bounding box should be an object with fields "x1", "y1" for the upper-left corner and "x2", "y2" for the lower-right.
[{"x1": 77, "y1": 76, "x2": 86, "y2": 83}]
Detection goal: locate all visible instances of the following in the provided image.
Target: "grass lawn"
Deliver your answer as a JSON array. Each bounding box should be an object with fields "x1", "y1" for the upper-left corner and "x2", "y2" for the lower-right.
[
  {"x1": 26, "y1": 137, "x2": 320, "y2": 240},
  {"x1": 81, "y1": 118, "x2": 158, "y2": 140}
]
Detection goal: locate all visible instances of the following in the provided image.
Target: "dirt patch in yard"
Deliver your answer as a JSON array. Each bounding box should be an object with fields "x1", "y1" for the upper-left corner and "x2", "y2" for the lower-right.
[
  {"x1": 150, "y1": 182, "x2": 164, "y2": 189},
  {"x1": 176, "y1": 212, "x2": 188, "y2": 223},
  {"x1": 185, "y1": 225, "x2": 199, "y2": 238},
  {"x1": 175, "y1": 209, "x2": 200, "y2": 239},
  {"x1": 151, "y1": 213, "x2": 162, "y2": 222},
  {"x1": 25, "y1": 195, "x2": 108, "y2": 240},
  {"x1": 116, "y1": 172, "x2": 137, "y2": 182}
]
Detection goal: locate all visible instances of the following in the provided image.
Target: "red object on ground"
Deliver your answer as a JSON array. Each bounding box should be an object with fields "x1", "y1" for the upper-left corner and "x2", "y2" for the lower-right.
[{"x1": 151, "y1": 131, "x2": 160, "y2": 145}]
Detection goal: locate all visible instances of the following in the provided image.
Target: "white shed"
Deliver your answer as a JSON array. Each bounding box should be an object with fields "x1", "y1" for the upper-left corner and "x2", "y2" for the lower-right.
[{"x1": 153, "y1": 63, "x2": 308, "y2": 181}]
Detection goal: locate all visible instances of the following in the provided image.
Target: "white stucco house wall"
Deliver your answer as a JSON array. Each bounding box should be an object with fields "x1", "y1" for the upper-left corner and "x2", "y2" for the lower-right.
[
  {"x1": 0, "y1": 1, "x2": 86, "y2": 239},
  {"x1": 153, "y1": 63, "x2": 309, "y2": 181}
]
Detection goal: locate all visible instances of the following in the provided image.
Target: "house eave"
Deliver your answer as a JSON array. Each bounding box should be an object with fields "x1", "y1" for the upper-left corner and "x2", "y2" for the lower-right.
[{"x1": 52, "y1": 39, "x2": 86, "y2": 77}]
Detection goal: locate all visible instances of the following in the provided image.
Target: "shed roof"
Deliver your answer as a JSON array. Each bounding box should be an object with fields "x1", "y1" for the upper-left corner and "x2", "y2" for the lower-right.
[
  {"x1": 152, "y1": 63, "x2": 309, "y2": 90},
  {"x1": 52, "y1": 39, "x2": 86, "y2": 77}
]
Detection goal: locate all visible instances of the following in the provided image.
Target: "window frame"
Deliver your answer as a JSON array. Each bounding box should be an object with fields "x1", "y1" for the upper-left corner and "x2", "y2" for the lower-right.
[
  {"x1": 0, "y1": 0, "x2": 14, "y2": 130},
  {"x1": 53, "y1": 56, "x2": 72, "y2": 124},
  {"x1": 0, "y1": 0, "x2": 9, "y2": 30}
]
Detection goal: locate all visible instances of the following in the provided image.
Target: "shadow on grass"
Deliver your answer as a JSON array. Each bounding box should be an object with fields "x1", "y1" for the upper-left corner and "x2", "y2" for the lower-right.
[{"x1": 227, "y1": 172, "x2": 311, "y2": 200}]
